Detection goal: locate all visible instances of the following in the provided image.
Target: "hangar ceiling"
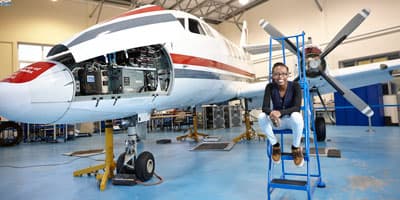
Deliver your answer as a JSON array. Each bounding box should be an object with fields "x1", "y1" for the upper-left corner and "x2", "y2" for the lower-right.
[{"x1": 84, "y1": 0, "x2": 269, "y2": 25}]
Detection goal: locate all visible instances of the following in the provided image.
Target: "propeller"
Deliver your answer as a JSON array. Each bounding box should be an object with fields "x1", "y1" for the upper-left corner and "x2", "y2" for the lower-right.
[
  {"x1": 320, "y1": 8, "x2": 370, "y2": 59},
  {"x1": 259, "y1": 19, "x2": 301, "y2": 57},
  {"x1": 259, "y1": 8, "x2": 374, "y2": 118},
  {"x1": 319, "y1": 71, "x2": 373, "y2": 117}
]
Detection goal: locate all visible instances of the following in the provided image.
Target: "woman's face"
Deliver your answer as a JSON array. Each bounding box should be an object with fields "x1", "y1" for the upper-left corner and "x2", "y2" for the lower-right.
[{"x1": 272, "y1": 65, "x2": 288, "y2": 86}]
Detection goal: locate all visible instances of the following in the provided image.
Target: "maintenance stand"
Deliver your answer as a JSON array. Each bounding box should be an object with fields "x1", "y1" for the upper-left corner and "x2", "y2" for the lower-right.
[{"x1": 266, "y1": 32, "x2": 325, "y2": 200}]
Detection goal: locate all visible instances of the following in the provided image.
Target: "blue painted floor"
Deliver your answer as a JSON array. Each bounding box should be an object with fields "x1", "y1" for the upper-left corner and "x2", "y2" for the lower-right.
[{"x1": 0, "y1": 124, "x2": 399, "y2": 200}]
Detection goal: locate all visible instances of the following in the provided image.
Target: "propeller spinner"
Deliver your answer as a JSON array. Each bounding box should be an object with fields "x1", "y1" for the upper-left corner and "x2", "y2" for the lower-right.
[{"x1": 259, "y1": 8, "x2": 374, "y2": 118}]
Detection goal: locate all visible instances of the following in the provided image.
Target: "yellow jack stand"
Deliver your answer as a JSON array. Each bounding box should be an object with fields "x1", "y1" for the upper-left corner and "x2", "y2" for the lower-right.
[
  {"x1": 233, "y1": 111, "x2": 266, "y2": 143},
  {"x1": 73, "y1": 120, "x2": 116, "y2": 191},
  {"x1": 176, "y1": 112, "x2": 208, "y2": 142}
]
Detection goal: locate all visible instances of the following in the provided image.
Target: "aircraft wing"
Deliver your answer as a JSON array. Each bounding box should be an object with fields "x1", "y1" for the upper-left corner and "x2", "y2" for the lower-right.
[
  {"x1": 242, "y1": 41, "x2": 311, "y2": 55},
  {"x1": 235, "y1": 58, "x2": 400, "y2": 107},
  {"x1": 311, "y1": 59, "x2": 400, "y2": 94},
  {"x1": 242, "y1": 43, "x2": 281, "y2": 55},
  {"x1": 237, "y1": 81, "x2": 268, "y2": 99},
  {"x1": 236, "y1": 81, "x2": 267, "y2": 110}
]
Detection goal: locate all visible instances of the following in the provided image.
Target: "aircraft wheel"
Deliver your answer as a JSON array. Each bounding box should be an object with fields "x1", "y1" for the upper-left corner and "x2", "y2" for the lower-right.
[
  {"x1": 0, "y1": 121, "x2": 23, "y2": 146},
  {"x1": 315, "y1": 117, "x2": 326, "y2": 141},
  {"x1": 116, "y1": 152, "x2": 135, "y2": 174},
  {"x1": 135, "y1": 151, "x2": 155, "y2": 182}
]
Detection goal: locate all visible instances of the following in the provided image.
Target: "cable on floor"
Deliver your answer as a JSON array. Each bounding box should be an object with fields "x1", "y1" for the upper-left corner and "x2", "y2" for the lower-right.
[
  {"x1": 0, "y1": 153, "x2": 107, "y2": 169},
  {"x1": 135, "y1": 171, "x2": 164, "y2": 186},
  {"x1": 0, "y1": 157, "x2": 83, "y2": 168}
]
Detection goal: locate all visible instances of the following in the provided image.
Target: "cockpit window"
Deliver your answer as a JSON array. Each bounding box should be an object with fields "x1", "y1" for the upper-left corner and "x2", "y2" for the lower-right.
[
  {"x1": 189, "y1": 18, "x2": 206, "y2": 35},
  {"x1": 201, "y1": 23, "x2": 215, "y2": 38},
  {"x1": 177, "y1": 18, "x2": 185, "y2": 29}
]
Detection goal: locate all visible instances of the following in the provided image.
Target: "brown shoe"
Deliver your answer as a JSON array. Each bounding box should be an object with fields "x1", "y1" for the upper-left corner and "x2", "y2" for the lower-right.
[
  {"x1": 292, "y1": 146, "x2": 304, "y2": 167},
  {"x1": 272, "y1": 143, "x2": 281, "y2": 164}
]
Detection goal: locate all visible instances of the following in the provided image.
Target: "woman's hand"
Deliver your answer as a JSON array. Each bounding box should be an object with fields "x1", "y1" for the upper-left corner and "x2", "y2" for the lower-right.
[{"x1": 269, "y1": 110, "x2": 281, "y2": 127}]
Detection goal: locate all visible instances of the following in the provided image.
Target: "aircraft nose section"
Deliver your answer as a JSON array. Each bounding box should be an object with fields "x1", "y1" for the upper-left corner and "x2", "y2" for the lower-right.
[
  {"x1": 0, "y1": 82, "x2": 31, "y2": 122},
  {"x1": 0, "y1": 62, "x2": 74, "y2": 124}
]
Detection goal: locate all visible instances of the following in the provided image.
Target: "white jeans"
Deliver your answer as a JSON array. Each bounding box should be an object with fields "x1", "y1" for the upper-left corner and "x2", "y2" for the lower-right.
[{"x1": 258, "y1": 112, "x2": 304, "y2": 147}]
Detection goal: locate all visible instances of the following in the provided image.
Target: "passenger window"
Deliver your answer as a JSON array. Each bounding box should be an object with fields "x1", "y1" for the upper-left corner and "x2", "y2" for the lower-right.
[{"x1": 189, "y1": 18, "x2": 206, "y2": 35}]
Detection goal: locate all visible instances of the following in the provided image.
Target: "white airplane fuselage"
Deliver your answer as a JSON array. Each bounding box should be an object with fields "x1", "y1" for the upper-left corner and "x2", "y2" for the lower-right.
[{"x1": 0, "y1": 5, "x2": 256, "y2": 124}]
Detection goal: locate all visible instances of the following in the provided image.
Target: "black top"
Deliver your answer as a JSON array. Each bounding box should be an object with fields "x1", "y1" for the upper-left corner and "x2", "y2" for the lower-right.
[{"x1": 262, "y1": 81, "x2": 302, "y2": 117}]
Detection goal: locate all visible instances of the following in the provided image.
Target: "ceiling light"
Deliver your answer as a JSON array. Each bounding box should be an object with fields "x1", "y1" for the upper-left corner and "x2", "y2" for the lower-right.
[{"x1": 239, "y1": 0, "x2": 249, "y2": 5}]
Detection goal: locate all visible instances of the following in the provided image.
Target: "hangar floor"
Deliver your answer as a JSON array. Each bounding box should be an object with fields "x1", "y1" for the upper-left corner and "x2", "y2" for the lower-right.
[{"x1": 0, "y1": 124, "x2": 399, "y2": 200}]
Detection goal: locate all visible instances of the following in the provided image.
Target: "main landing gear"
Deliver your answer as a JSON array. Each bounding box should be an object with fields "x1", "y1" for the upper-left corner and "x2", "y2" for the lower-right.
[{"x1": 315, "y1": 116, "x2": 326, "y2": 142}]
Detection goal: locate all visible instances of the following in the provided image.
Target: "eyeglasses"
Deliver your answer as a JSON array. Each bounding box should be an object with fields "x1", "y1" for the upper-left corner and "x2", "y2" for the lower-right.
[{"x1": 272, "y1": 72, "x2": 288, "y2": 77}]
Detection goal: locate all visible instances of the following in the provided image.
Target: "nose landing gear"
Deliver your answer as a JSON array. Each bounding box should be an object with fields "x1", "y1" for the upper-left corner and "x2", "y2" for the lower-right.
[
  {"x1": 115, "y1": 127, "x2": 155, "y2": 184},
  {"x1": 73, "y1": 120, "x2": 157, "y2": 190}
]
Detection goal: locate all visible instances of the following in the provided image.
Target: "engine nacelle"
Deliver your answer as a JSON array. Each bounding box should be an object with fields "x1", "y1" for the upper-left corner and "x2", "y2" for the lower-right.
[{"x1": 303, "y1": 46, "x2": 326, "y2": 78}]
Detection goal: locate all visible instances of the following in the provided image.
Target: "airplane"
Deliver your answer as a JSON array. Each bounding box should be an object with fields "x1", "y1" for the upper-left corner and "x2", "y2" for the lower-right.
[{"x1": 0, "y1": 5, "x2": 400, "y2": 189}]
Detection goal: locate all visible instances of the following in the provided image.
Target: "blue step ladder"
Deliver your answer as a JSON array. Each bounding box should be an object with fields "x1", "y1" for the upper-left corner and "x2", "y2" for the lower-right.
[{"x1": 266, "y1": 32, "x2": 325, "y2": 200}]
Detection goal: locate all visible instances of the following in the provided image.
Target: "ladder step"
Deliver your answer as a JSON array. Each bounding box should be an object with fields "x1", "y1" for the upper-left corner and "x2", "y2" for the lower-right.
[
  {"x1": 281, "y1": 152, "x2": 293, "y2": 156},
  {"x1": 281, "y1": 152, "x2": 306, "y2": 156},
  {"x1": 271, "y1": 178, "x2": 307, "y2": 186}
]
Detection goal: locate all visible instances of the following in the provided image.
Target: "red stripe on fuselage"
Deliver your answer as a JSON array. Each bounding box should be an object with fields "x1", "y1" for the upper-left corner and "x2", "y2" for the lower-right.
[
  {"x1": 111, "y1": 5, "x2": 164, "y2": 21},
  {"x1": 1, "y1": 62, "x2": 55, "y2": 83},
  {"x1": 170, "y1": 53, "x2": 255, "y2": 78}
]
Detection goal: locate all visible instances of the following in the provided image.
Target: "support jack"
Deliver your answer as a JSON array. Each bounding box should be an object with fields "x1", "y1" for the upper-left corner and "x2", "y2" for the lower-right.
[
  {"x1": 73, "y1": 120, "x2": 115, "y2": 191},
  {"x1": 233, "y1": 99, "x2": 266, "y2": 143},
  {"x1": 233, "y1": 110, "x2": 266, "y2": 143},
  {"x1": 176, "y1": 109, "x2": 208, "y2": 142}
]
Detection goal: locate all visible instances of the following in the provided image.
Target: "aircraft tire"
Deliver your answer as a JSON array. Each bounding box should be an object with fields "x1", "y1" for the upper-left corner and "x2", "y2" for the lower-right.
[
  {"x1": 315, "y1": 117, "x2": 326, "y2": 141},
  {"x1": 116, "y1": 152, "x2": 135, "y2": 174},
  {"x1": 135, "y1": 151, "x2": 155, "y2": 182},
  {"x1": 0, "y1": 121, "x2": 23, "y2": 146}
]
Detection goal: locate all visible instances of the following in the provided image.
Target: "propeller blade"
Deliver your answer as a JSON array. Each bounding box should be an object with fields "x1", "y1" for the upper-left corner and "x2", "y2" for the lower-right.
[
  {"x1": 320, "y1": 9, "x2": 370, "y2": 59},
  {"x1": 320, "y1": 70, "x2": 374, "y2": 117},
  {"x1": 259, "y1": 19, "x2": 301, "y2": 57}
]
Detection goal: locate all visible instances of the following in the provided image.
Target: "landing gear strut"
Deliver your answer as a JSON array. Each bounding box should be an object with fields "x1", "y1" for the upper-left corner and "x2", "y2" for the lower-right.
[
  {"x1": 311, "y1": 87, "x2": 329, "y2": 141},
  {"x1": 315, "y1": 117, "x2": 326, "y2": 141}
]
